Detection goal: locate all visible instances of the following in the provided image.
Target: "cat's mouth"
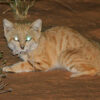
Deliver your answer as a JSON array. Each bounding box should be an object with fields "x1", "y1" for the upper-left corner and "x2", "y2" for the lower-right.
[
  {"x1": 13, "y1": 50, "x2": 27, "y2": 56},
  {"x1": 19, "y1": 51, "x2": 27, "y2": 55},
  {"x1": 13, "y1": 47, "x2": 32, "y2": 56}
]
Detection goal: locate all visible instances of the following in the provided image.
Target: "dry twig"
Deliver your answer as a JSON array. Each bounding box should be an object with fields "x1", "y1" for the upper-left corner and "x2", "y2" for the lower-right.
[
  {"x1": 0, "y1": 0, "x2": 37, "y2": 20},
  {"x1": 0, "y1": 80, "x2": 12, "y2": 94}
]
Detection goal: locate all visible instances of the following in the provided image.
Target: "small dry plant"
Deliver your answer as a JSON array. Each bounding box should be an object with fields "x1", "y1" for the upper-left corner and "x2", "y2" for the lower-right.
[
  {"x1": 0, "y1": 0, "x2": 36, "y2": 20},
  {"x1": 0, "y1": 51, "x2": 3, "y2": 59},
  {"x1": 0, "y1": 80, "x2": 12, "y2": 94},
  {"x1": 0, "y1": 51, "x2": 12, "y2": 94}
]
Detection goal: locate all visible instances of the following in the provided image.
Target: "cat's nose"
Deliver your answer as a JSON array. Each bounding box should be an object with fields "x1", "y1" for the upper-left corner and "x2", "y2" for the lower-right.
[
  {"x1": 20, "y1": 45, "x2": 24, "y2": 49},
  {"x1": 20, "y1": 42, "x2": 25, "y2": 49}
]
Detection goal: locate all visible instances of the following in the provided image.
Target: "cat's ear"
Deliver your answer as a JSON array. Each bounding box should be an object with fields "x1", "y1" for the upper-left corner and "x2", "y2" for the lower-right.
[
  {"x1": 3, "y1": 19, "x2": 14, "y2": 35},
  {"x1": 31, "y1": 19, "x2": 42, "y2": 32}
]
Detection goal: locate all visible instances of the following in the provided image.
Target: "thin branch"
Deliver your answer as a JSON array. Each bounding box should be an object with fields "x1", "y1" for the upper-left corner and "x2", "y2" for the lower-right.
[
  {"x1": 0, "y1": 88, "x2": 12, "y2": 94},
  {"x1": 2, "y1": 8, "x2": 11, "y2": 14},
  {"x1": 0, "y1": 81, "x2": 8, "y2": 90},
  {"x1": 55, "y1": 0, "x2": 77, "y2": 13},
  {"x1": 0, "y1": 80, "x2": 12, "y2": 94}
]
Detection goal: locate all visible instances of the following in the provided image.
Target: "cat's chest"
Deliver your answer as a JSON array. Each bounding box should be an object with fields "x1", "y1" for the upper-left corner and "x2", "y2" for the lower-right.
[{"x1": 19, "y1": 53, "x2": 28, "y2": 61}]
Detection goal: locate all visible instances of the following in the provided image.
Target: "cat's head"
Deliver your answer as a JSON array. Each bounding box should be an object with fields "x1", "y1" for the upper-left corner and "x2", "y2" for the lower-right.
[{"x1": 3, "y1": 19, "x2": 42, "y2": 55}]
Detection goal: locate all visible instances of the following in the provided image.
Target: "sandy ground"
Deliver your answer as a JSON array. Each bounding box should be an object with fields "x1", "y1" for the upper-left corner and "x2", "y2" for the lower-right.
[{"x1": 0, "y1": 0, "x2": 100, "y2": 100}]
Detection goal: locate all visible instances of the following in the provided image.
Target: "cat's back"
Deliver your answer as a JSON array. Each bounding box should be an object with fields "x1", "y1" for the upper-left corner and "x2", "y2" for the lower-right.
[
  {"x1": 44, "y1": 26, "x2": 87, "y2": 42},
  {"x1": 42, "y1": 26, "x2": 100, "y2": 54},
  {"x1": 43, "y1": 26, "x2": 89, "y2": 50}
]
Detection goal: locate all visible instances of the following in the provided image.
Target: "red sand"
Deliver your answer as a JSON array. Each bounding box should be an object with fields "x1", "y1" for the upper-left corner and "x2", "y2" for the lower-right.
[{"x1": 0, "y1": 0, "x2": 100, "y2": 100}]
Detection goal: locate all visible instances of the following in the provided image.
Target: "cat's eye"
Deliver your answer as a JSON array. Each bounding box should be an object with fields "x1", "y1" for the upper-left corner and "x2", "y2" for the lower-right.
[
  {"x1": 26, "y1": 36, "x2": 32, "y2": 41},
  {"x1": 14, "y1": 36, "x2": 19, "y2": 41}
]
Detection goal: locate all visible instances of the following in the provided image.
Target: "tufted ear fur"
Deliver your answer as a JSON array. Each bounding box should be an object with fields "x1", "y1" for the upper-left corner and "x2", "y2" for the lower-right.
[
  {"x1": 30, "y1": 19, "x2": 42, "y2": 40},
  {"x1": 31, "y1": 19, "x2": 42, "y2": 32},
  {"x1": 3, "y1": 19, "x2": 14, "y2": 37}
]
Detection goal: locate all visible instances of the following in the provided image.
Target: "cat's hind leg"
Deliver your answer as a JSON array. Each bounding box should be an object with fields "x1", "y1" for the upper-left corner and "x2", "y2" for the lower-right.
[
  {"x1": 69, "y1": 64, "x2": 97, "y2": 77},
  {"x1": 59, "y1": 50, "x2": 97, "y2": 77},
  {"x1": 3, "y1": 61, "x2": 34, "y2": 73}
]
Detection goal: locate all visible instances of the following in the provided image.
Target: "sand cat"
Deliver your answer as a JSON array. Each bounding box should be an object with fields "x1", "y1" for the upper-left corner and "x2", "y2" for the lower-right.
[{"x1": 2, "y1": 19, "x2": 100, "y2": 77}]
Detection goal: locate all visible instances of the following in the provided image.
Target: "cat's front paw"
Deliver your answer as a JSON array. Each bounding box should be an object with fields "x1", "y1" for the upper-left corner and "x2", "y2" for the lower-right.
[{"x1": 2, "y1": 66, "x2": 12, "y2": 72}]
